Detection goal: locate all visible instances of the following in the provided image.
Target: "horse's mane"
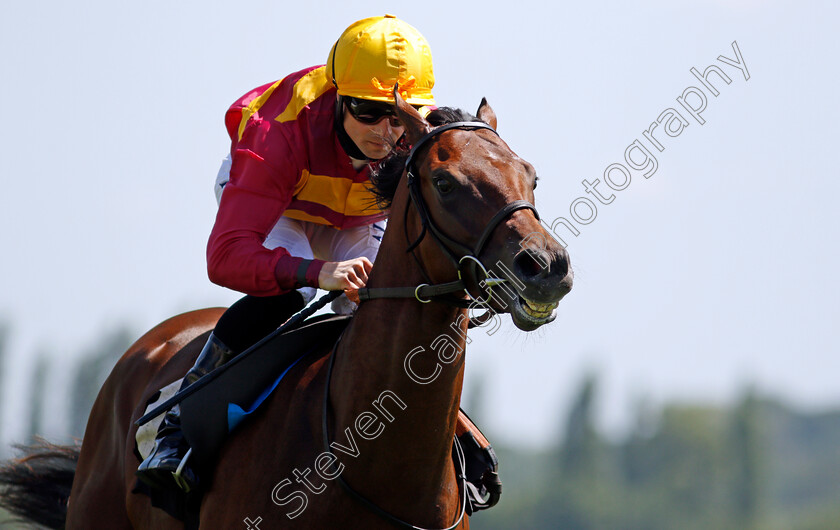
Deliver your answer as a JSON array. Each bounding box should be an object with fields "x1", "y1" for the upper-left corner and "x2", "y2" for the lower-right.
[{"x1": 368, "y1": 107, "x2": 480, "y2": 210}]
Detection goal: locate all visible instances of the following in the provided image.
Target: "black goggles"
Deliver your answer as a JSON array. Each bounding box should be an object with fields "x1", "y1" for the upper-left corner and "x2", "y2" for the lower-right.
[{"x1": 344, "y1": 97, "x2": 403, "y2": 127}]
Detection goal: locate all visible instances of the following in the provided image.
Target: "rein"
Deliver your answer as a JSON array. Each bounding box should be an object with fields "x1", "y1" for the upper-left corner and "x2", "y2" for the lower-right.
[{"x1": 138, "y1": 123, "x2": 524, "y2": 427}]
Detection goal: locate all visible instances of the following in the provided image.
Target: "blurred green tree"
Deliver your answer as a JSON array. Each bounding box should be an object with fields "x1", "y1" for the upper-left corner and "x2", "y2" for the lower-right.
[
  {"x1": 559, "y1": 372, "x2": 600, "y2": 478},
  {"x1": 729, "y1": 389, "x2": 763, "y2": 528},
  {"x1": 68, "y1": 328, "x2": 134, "y2": 438},
  {"x1": 26, "y1": 352, "x2": 49, "y2": 440},
  {"x1": 0, "y1": 322, "x2": 7, "y2": 442}
]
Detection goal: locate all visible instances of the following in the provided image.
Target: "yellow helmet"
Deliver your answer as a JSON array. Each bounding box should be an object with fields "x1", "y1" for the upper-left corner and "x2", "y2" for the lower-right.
[{"x1": 326, "y1": 15, "x2": 436, "y2": 106}]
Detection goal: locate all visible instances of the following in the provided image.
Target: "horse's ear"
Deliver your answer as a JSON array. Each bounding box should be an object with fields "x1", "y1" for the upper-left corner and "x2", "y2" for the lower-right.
[
  {"x1": 477, "y1": 97, "x2": 497, "y2": 130},
  {"x1": 393, "y1": 85, "x2": 431, "y2": 145}
]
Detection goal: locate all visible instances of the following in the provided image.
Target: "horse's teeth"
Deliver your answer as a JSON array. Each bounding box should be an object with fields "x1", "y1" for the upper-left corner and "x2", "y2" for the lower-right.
[
  {"x1": 525, "y1": 300, "x2": 556, "y2": 311},
  {"x1": 522, "y1": 299, "x2": 558, "y2": 318}
]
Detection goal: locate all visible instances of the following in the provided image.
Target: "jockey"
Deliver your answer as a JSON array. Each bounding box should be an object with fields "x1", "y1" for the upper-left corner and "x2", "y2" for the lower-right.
[{"x1": 136, "y1": 14, "x2": 436, "y2": 492}]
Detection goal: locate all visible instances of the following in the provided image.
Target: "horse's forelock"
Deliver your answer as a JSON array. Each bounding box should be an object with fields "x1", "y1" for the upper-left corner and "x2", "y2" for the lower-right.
[
  {"x1": 427, "y1": 107, "x2": 477, "y2": 126},
  {"x1": 367, "y1": 106, "x2": 482, "y2": 210}
]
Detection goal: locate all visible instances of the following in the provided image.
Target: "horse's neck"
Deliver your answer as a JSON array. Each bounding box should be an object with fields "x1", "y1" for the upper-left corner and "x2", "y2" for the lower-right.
[
  {"x1": 330, "y1": 242, "x2": 468, "y2": 512},
  {"x1": 336, "y1": 296, "x2": 467, "y2": 435}
]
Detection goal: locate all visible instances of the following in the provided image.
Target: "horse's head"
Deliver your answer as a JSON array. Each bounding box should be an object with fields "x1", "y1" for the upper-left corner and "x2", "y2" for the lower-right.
[{"x1": 371, "y1": 91, "x2": 572, "y2": 331}]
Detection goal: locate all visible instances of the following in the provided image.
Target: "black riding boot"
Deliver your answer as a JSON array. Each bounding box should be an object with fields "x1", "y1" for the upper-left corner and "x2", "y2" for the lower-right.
[{"x1": 136, "y1": 332, "x2": 235, "y2": 492}]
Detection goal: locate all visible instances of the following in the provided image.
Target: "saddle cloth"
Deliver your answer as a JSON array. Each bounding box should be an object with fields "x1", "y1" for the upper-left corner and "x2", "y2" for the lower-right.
[{"x1": 179, "y1": 314, "x2": 352, "y2": 465}]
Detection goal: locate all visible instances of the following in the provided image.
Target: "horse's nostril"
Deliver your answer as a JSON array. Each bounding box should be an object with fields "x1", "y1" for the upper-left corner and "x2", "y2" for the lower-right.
[{"x1": 514, "y1": 250, "x2": 546, "y2": 279}]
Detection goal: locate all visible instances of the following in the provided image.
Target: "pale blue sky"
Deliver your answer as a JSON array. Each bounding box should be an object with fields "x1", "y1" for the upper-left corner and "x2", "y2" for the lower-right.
[{"x1": 1, "y1": 0, "x2": 838, "y2": 447}]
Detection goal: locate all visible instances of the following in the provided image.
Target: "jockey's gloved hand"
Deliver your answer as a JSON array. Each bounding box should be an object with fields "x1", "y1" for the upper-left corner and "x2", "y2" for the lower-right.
[{"x1": 318, "y1": 256, "x2": 372, "y2": 291}]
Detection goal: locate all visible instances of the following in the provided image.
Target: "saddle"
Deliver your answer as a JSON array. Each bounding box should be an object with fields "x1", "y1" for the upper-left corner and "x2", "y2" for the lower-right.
[
  {"x1": 180, "y1": 314, "x2": 351, "y2": 464},
  {"x1": 134, "y1": 313, "x2": 501, "y2": 522}
]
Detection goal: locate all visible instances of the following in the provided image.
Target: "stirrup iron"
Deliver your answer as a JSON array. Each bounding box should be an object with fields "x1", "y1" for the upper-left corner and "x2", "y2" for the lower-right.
[{"x1": 172, "y1": 448, "x2": 193, "y2": 493}]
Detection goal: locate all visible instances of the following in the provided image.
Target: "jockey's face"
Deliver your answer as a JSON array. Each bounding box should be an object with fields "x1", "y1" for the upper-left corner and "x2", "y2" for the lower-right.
[{"x1": 342, "y1": 99, "x2": 405, "y2": 160}]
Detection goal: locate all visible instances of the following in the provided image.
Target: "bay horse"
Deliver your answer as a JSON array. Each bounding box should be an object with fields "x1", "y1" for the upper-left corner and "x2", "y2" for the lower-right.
[{"x1": 0, "y1": 91, "x2": 572, "y2": 529}]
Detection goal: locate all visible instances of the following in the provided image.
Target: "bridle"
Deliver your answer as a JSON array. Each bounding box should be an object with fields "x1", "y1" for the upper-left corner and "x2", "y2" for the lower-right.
[
  {"x1": 357, "y1": 120, "x2": 540, "y2": 310},
  {"x1": 323, "y1": 121, "x2": 539, "y2": 529}
]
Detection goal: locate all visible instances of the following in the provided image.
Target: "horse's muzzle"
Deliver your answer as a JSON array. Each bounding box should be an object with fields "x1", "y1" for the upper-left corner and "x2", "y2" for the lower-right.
[{"x1": 505, "y1": 247, "x2": 573, "y2": 331}]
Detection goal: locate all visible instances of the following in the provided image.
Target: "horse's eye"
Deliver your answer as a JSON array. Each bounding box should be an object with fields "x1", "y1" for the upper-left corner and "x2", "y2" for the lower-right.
[
  {"x1": 533, "y1": 176, "x2": 539, "y2": 190},
  {"x1": 434, "y1": 177, "x2": 453, "y2": 194}
]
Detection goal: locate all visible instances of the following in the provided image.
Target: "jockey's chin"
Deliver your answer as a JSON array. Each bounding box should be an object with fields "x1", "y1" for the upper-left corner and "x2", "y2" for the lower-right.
[{"x1": 359, "y1": 138, "x2": 395, "y2": 160}]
